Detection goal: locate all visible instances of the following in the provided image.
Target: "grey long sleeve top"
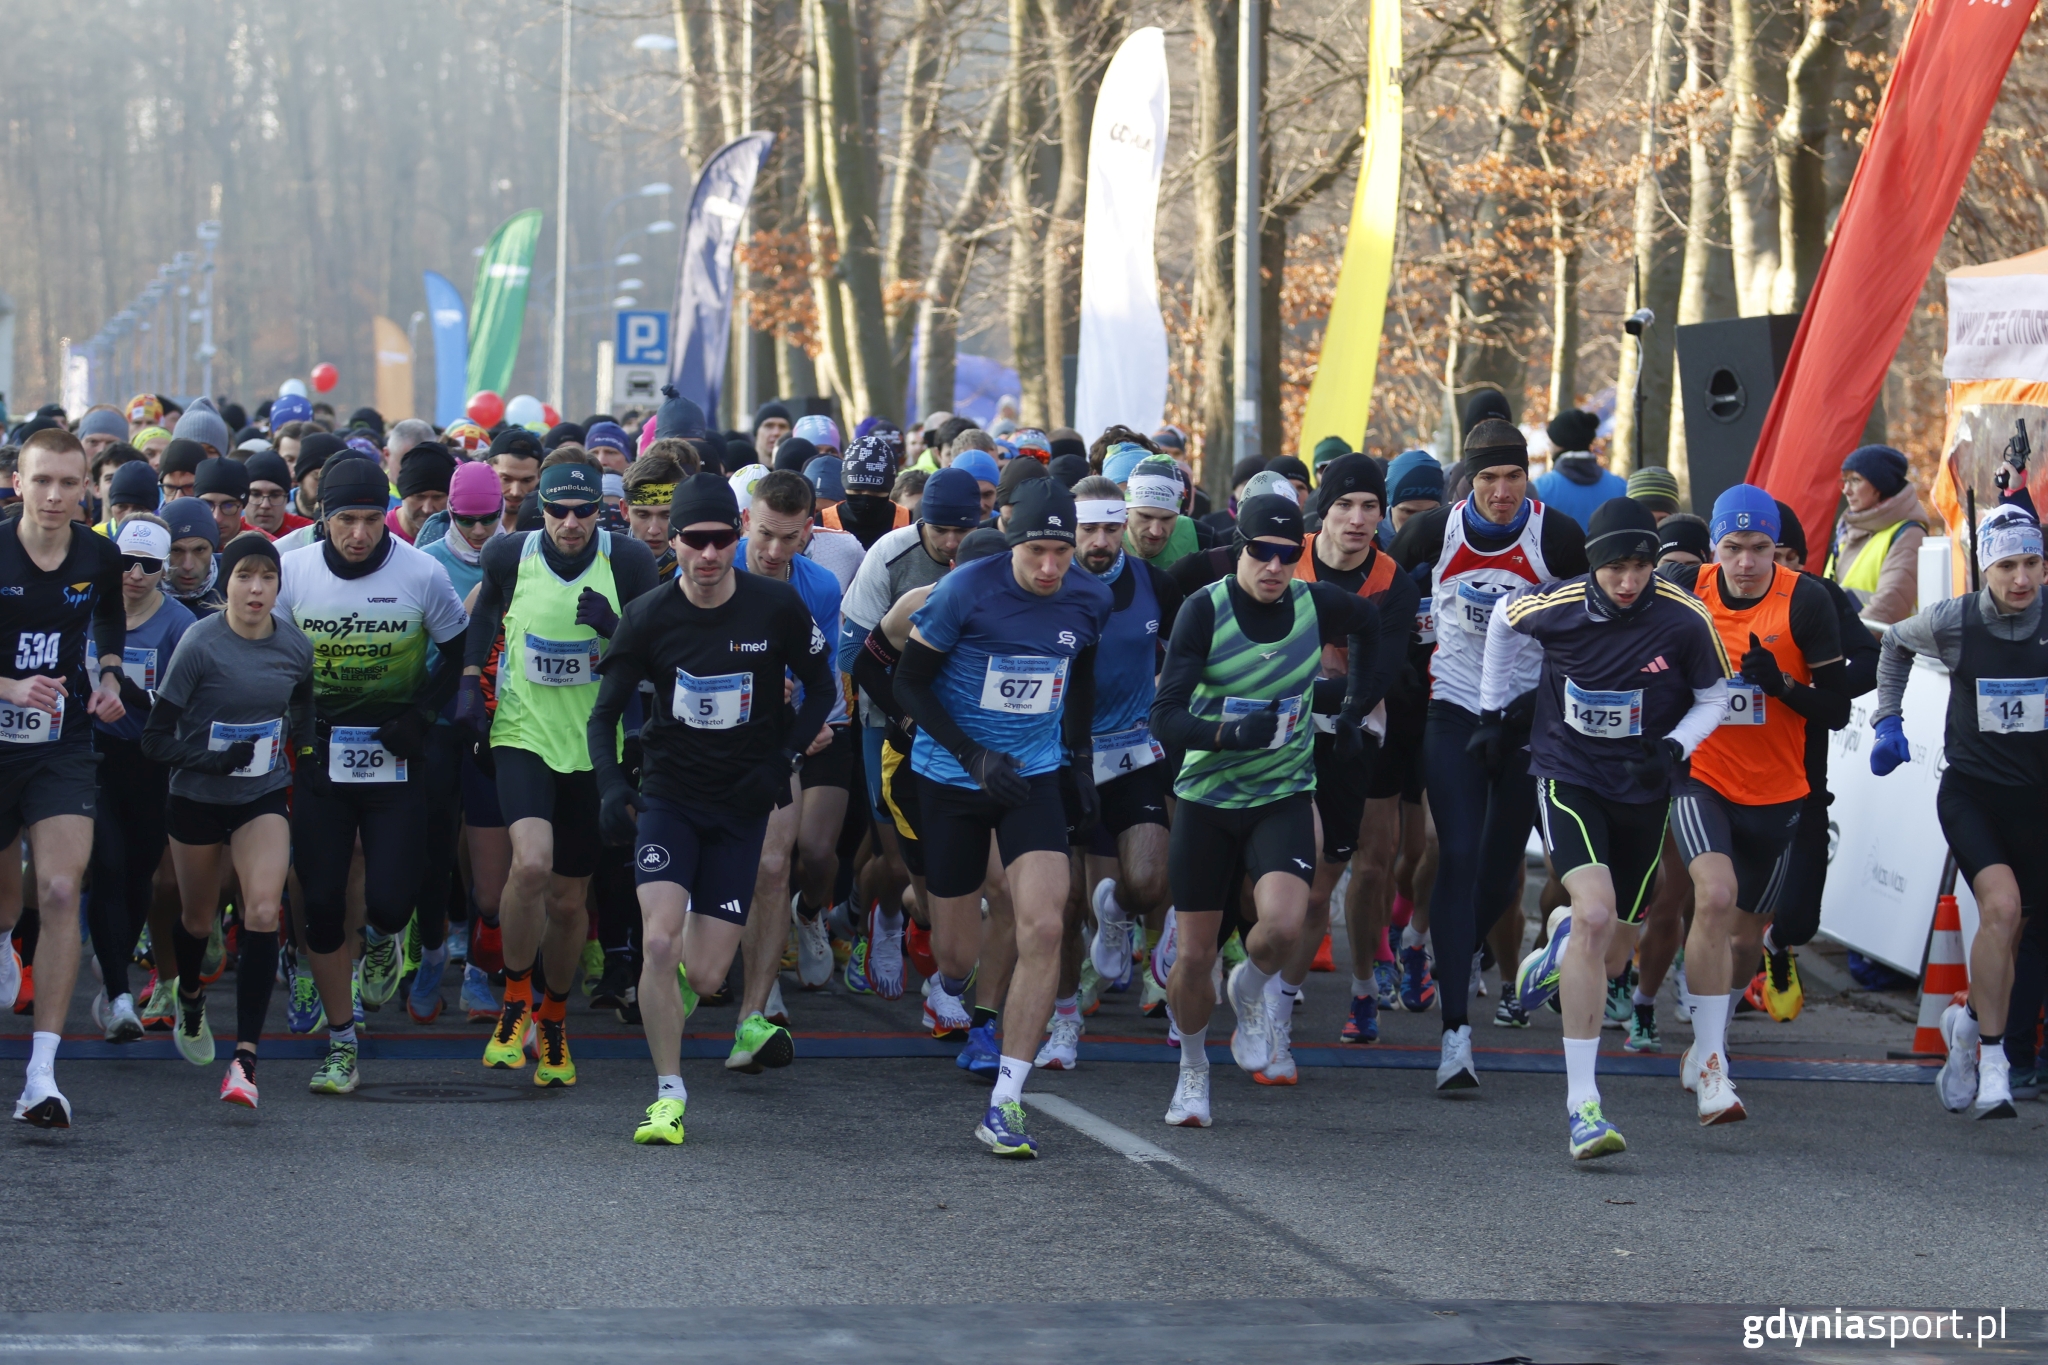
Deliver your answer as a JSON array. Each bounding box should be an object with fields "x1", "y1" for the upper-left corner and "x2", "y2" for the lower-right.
[{"x1": 1874, "y1": 588, "x2": 2043, "y2": 721}]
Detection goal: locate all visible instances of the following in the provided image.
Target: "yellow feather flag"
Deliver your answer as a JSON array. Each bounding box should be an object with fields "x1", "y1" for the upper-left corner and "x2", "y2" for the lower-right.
[{"x1": 1298, "y1": 0, "x2": 1402, "y2": 458}]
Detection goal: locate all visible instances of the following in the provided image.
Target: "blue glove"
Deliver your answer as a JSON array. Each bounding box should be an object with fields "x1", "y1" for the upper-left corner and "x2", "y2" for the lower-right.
[{"x1": 1870, "y1": 714, "x2": 1910, "y2": 776}]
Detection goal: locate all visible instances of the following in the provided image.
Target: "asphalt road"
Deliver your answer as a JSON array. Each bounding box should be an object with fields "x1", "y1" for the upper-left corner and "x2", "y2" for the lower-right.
[{"x1": 3, "y1": 925, "x2": 2042, "y2": 1363}]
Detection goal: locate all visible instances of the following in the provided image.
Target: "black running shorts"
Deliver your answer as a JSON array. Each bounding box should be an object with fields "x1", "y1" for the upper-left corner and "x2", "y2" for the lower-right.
[
  {"x1": 1168, "y1": 793, "x2": 1317, "y2": 916},
  {"x1": 166, "y1": 787, "x2": 290, "y2": 847},
  {"x1": 918, "y1": 770, "x2": 1068, "y2": 899},
  {"x1": 493, "y1": 746, "x2": 604, "y2": 879},
  {"x1": 0, "y1": 744, "x2": 97, "y2": 845},
  {"x1": 1937, "y1": 768, "x2": 2048, "y2": 911},
  {"x1": 1670, "y1": 777, "x2": 1802, "y2": 917},
  {"x1": 1536, "y1": 778, "x2": 1670, "y2": 925},
  {"x1": 631, "y1": 795, "x2": 770, "y2": 924}
]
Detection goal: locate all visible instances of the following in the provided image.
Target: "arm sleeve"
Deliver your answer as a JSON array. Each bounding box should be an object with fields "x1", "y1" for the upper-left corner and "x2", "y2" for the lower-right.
[
  {"x1": 1788, "y1": 575, "x2": 1844, "y2": 666},
  {"x1": 140, "y1": 697, "x2": 217, "y2": 770},
  {"x1": 588, "y1": 623, "x2": 645, "y2": 796},
  {"x1": 415, "y1": 625, "x2": 467, "y2": 715},
  {"x1": 1148, "y1": 564, "x2": 1185, "y2": 642},
  {"x1": 1668, "y1": 686, "x2": 1728, "y2": 758},
  {"x1": 1782, "y1": 659, "x2": 1851, "y2": 729},
  {"x1": 91, "y1": 544, "x2": 126, "y2": 666},
  {"x1": 1835, "y1": 580, "x2": 1881, "y2": 697},
  {"x1": 1539, "y1": 509, "x2": 1590, "y2": 578},
  {"x1": 852, "y1": 629, "x2": 905, "y2": 728},
  {"x1": 1479, "y1": 592, "x2": 1528, "y2": 713},
  {"x1": 1148, "y1": 588, "x2": 1220, "y2": 750},
  {"x1": 463, "y1": 539, "x2": 518, "y2": 668},
  {"x1": 780, "y1": 597, "x2": 835, "y2": 752},
  {"x1": 608, "y1": 536, "x2": 661, "y2": 605},
  {"x1": 288, "y1": 672, "x2": 316, "y2": 754},
  {"x1": 1063, "y1": 644, "x2": 1097, "y2": 755},
  {"x1": 893, "y1": 638, "x2": 981, "y2": 763}
]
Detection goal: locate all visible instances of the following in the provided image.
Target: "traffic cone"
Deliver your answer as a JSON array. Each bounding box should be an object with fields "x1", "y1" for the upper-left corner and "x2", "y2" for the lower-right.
[{"x1": 1910, "y1": 894, "x2": 1970, "y2": 1056}]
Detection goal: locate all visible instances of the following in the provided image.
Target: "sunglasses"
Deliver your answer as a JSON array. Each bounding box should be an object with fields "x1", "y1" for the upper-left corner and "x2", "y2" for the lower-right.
[
  {"x1": 451, "y1": 512, "x2": 499, "y2": 528},
  {"x1": 120, "y1": 554, "x2": 165, "y2": 575},
  {"x1": 1242, "y1": 540, "x2": 1304, "y2": 565},
  {"x1": 676, "y1": 528, "x2": 739, "y2": 552},
  {"x1": 542, "y1": 500, "x2": 599, "y2": 521}
]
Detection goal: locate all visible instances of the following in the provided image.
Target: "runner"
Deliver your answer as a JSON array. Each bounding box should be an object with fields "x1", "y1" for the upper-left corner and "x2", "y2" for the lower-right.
[
  {"x1": 160, "y1": 497, "x2": 226, "y2": 616},
  {"x1": 1149, "y1": 494, "x2": 1386, "y2": 1128},
  {"x1": 1391, "y1": 419, "x2": 1587, "y2": 1089},
  {"x1": 142, "y1": 534, "x2": 314, "y2": 1109},
  {"x1": 275, "y1": 456, "x2": 471, "y2": 1095},
  {"x1": 622, "y1": 450, "x2": 686, "y2": 581},
  {"x1": 583, "y1": 473, "x2": 835, "y2": 1144},
  {"x1": 1042, "y1": 476, "x2": 1183, "y2": 1070},
  {"x1": 1871, "y1": 504, "x2": 2047, "y2": 1119},
  {"x1": 1660, "y1": 486, "x2": 1846, "y2": 1122},
  {"x1": 892, "y1": 479, "x2": 1112, "y2": 1156},
  {"x1": 0, "y1": 428, "x2": 128, "y2": 1127},
  {"x1": 194, "y1": 458, "x2": 249, "y2": 549},
  {"x1": 823, "y1": 435, "x2": 909, "y2": 549},
  {"x1": 458, "y1": 461, "x2": 658, "y2": 1086},
  {"x1": 1488, "y1": 498, "x2": 1730, "y2": 1158},
  {"x1": 242, "y1": 451, "x2": 311, "y2": 539}
]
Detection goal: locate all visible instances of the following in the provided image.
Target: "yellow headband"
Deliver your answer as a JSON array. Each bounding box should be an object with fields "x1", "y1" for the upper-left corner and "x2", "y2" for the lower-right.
[{"x1": 628, "y1": 482, "x2": 676, "y2": 507}]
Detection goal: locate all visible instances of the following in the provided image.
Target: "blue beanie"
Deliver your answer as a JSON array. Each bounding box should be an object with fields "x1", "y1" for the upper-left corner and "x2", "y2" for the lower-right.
[
  {"x1": 951, "y1": 449, "x2": 1000, "y2": 487},
  {"x1": 803, "y1": 456, "x2": 846, "y2": 502},
  {"x1": 919, "y1": 467, "x2": 983, "y2": 529},
  {"x1": 1841, "y1": 444, "x2": 1909, "y2": 500},
  {"x1": 584, "y1": 421, "x2": 629, "y2": 454},
  {"x1": 161, "y1": 496, "x2": 221, "y2": 550},
  {"x1": 107, "y1": 460, "x2": 161, "y2": 511},
  {"x1": 1709, "y1": 483, "x2": 1781, "y2": 546},
  {"x1": 79, "y1": 408, "x2": 128, "y2": 441},
  {"x1": 1386, "y1": 449, "x2": 1445, "y2": 507},
  {"x1": 1102, "y1": 442, "x2": 1150, "y2": 485}
]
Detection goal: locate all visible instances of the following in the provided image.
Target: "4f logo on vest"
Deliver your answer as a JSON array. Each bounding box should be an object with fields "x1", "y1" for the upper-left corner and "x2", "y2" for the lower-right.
[{"x1": 14, "y1": 632, "x2": 59, "y2": 671}]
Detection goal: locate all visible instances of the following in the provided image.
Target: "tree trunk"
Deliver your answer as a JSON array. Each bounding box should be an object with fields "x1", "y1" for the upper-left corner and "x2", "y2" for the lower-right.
[
  {"x1": 802, "y1": 0, "x2": 852, "y2": 406},
  {"x1": 1667, "y1": 0, "x2": 1736, "y2": 504},
  {"x1": 708, "y1": 0, "x2": 743, "y2": 144},
  {"x1": 1771, "y1": 0, "x2": 1850, "y2": 314},
  {"x1": 671, "y1": 0, "x2": 716, "y2": 175},
  {"x1": 1190, "y1": 0, "x2": 1237, "y2": 499},
  {"x1": 1529, "y1": 0, "x2": 1585, "y2": 418},
  {"x1": 918, "y1": 98, "x2": 1010, "y2": 419},
  {"x1": 814, "y1": 0, "x2": 895, "y2": 421},
  {"x1": 1006, "y1": 0, "x2": 1052, "y2": 427},
  {"x1": 1722, "y1": 0, "x2": 1790, "y2": 316},
  {"x1": 1459, "y1": 0, "x2": 1541, "y2": 406},
  {"x1": 884, "y1": 0, "x2": 952, "y2": 399},
  {"x1": 1610, "y1": 0, "x2": 1685, "y2": 476}
]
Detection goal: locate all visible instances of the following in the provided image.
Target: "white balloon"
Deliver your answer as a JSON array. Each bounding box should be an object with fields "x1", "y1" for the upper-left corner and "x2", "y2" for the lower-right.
[
  {"x1": 278, "y1": 378, "x2": 308, "y2": 399},
  {"x1": 505, "y1": 393, "x2": 546, "y2": 431}
]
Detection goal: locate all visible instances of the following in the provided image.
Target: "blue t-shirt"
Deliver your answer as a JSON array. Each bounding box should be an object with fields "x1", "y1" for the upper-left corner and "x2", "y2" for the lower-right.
[
  {"x1": 1091, "y1": 554, "x2": 1163, "y2": 739},
  {"x1": 89, "y1": 594, "x2": 199, "y2": 743},
  {"x1": 739, "y1": 539, "x2": 845, "y2": 726},
  {"x1": 910, "y1": 552, "x2": 1112, "y2": 788}
]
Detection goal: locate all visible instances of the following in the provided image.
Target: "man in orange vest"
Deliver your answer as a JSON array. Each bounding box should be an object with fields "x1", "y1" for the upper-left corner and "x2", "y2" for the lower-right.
[
  {"x1": 1664, "y1": 485, "x2": 1849, "y2": 1126},
  {"x1": 822, "y1": 435, "x2": 909, "y2": 549}
]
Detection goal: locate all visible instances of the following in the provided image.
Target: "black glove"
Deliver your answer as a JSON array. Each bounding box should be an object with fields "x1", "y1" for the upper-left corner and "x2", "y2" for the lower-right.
[
  {"x1": 115, "y1": 673, "x2": 152, "y2": 716},
  {"x1": 452, "y1": 675, "x2": 490, "y2": 740},
  {"x1": 1502, "y1": 688, "x2": 1538, "y2": 735},
  {"x1": 1333, "y1": 711, "x2": 1376, "y2": 763},
  {"x1": 965, "y1": 746, "x2": 1033, "y2": 806},
  {"x1": 195, "y1": 740, "x2": 257, "y2": 775},
  {"x1": 1466, "y1": 709, "x2": 1508, "y2": 777},
  {"x1": 373, "y1": 706, "x2": 433, "y2": 762},
  {"x1": 1623, "y1": 736, "x2": 1686, "y2": 788},
  {"x1": 576, "y1": 588, "x2": 620, "y2": 639},
  {"x1": 1214, "y1": 698, "x2": 1282, "y2": 751},
  {"x1": 599, "y1": 783, "x2": 640, "y2": 847},
  {"x1": 1070, "y1": 759, "x2": 1100, "y2": 833},
  {"x1": 293, "y1": 742, "x2": 332, "y2": 797},
  {"x1": 1741, "y1": 631, "x2": 1787, "y2": 697}
]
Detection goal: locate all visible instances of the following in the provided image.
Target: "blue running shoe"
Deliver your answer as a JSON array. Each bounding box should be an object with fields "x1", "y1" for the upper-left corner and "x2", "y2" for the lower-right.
[
  {"x1": 1568, "y1": 1098, "x2": 1627, "y2": 1160},
  {"x1": 1516, "y1": 911, "x2": 1571, "y2": 1015},
  {"x1": 285, "y1": 970, "x2": 325, "y2": 1034},
  {"x1": 1374, "y1": 959, "x2": 1401, "y2": 1010},
  {"x1": 1398, "y1": 945, "x2": 1436, "y2": 1013},
  {"x1": 1340, "y1": 992, "x2": 1379, "y2": 1043},
  {"x1": 460, "y1": 963, "x2": 497, "y2": 1022},
  {"x1": 976, "y1": 1099, "x2": 1039, "y2": 1158},
  {"x1": 843, "y1": 938, "x2": 874, "y2": 995},
  {"x1": 407, "y1": 952, "x2": 447, "y2": 1024},
  {"x1": 955, "y1": 1022, "x2": 1001, "y2": 1076}
]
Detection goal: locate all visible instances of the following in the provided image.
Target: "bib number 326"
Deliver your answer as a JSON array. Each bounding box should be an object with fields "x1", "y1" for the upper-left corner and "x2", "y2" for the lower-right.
[{"x1": 329, "y1": 726, "x2": 406, "y2": 783}]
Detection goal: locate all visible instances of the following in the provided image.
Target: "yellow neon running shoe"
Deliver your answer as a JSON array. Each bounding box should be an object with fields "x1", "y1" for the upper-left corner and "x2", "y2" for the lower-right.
[
  {"x1": 534, "y1": 1016, "x2": 577, "y2": 1086},
  {"x1": 634, "y1": 1096, "x2": 687, "y2": 1144},
  {"x1": 484, "y1": 998, "x2": 532, "y2": 1069}
]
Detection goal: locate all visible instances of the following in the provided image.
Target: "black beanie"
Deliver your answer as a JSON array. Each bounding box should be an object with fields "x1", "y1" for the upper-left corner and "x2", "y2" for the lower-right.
[
  {"x1": 1462, "y1": 389, "x2": 1514, "y2": 436},
  {"x1": 753, "y1": 400, "x2": 794, "y2": 431},
  {"x1": 1773, "y1": 500, "x2": 1808, "y2": 563},
  {"x1": 348, "y1": 407, "x2": 385, "y2": 438},
  {"x1": 244, "y1": 451, "x2": 292, "y2": 489},
  {"x1": 488, "y1": 428, "x2": 543, "y2": 462},
  {"x1": 1585, "y1": 497, "x2": 1662, "y2": 568},
  {"x1": 218, "y1": 531, "x2": 281, "y2": 584},
  {"x1": 193, "y1": 457, "x2": 251, "y2": 501},
  {"x1": 1314, "y1": 453, "x2": 1387, "y2": 517},
  {"x1": 1657, "y1": 513, "x2": 1712, "y2": 563},
  {"x1": 773, "y1": 436, "x2": 818, "y2": 473},
  {"x1": 318, "y1": 456, "x2": 391, "y2": 517},
  {"x1": 957, "y1": 527, "x2": 1012, "y2": 564},
  {"x1": 1230, "y1": 457, "x2": 1268, "y2": 487},
  {"x1": 295, "y1": 432, "x2": 348, "y2": 480},
  {"x1": 1546, "y1": 409, "x2": 1601, "y2": 454},
  {"x1": 1047, "y1": 454, "x2": 1091, "y2": 489},
  {"x1": 1235, "y1": 493, "x2": 1305, "y2": 547},
  {"x1": 1002, "y1": 478, "x2": 1080, "y2": 546},
  {"x1": 656, "y1": 385, "x2": 708, "y2": 441},
  {"x1": 160, "y1": 439, "x2": 209, "y2": 477},
  {"x1": 1463, "y1": 419, "x2": 1530, "y2": 477},
  {"x1": 668, "y1": 471, "x2": 741, "y2": 531},
  {"x1": 397, "y1": 443, "x2": 457, "y2": 498},
  {"x1": 542, "y1": 422, "x2": 586, "y2": 452}
]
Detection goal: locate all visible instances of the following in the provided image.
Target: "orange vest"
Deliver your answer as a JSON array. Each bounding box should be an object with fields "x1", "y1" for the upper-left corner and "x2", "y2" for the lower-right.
[
  {"x1": 1690, "y1": 563, "x2": 1811, "y2": 806},
  {"x1": 823, "y1": 502, "x2": 908, "y2": 534},
  {"x1": 1294, "y1": 534, "x2": 1395, "y2": 677}
]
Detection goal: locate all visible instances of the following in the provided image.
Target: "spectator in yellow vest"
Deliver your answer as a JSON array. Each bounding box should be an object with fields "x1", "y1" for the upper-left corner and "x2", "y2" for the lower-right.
[{"x1": 1827, "y1": 444, "x2": 1923, "y2": 631}]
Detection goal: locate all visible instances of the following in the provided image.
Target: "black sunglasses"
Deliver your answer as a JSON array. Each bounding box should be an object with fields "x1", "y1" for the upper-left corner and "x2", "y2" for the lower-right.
[
  {"x1": 451, "y1": 511, "x2": 499, "y2": 528},
  {"x1": 1242, "y1": 540, "x2": 1303, "y2": 565},
  {"x1": 119, "y1": 554, "x2": 165, "y2": 574},
  {"x1": 542, "y1": 500, "x2": 599, "y2": 521},
  {"x1": 676, "y1": 528, "x2": 739, "y2": 551}
]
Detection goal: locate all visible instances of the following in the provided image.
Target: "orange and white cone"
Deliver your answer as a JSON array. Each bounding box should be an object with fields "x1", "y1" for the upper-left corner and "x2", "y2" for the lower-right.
[{"x1": 1911, "y1": 894, "x2": 1970, "y2": 1056}]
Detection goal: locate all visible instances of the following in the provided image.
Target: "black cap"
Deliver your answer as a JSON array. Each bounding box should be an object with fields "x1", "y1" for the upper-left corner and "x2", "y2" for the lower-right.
[
  {"x1": 1585, "y1": 497, "x2": 1661, "y2": 568},
  {"x1": 668, "y1": 471, "x2": 742, "y2": 531},
  {"x1": 1773, "y1": 500, "x2": 1808, "y2": 563},
  {"x1": 244, "y1": 451, "x2": 292, "y2": 489},
  {"x1": 318, "y1": 456, "x2": 392, "y2": 518},
  {"x1": 193, "y1": 457, "x2": 250, "y2": 501},
  {"x1": 1236, "y1": 493, "x2": 1305, "y2": 546},
  {"x1": 397, "y1": 442, "x2": 457, "y2": 497},
  {"x1": 772, "y1": 436, "x2": 817, "y2": 472},
  {"x1": 218, "y1": 531, "x2": 281, "y2": 583},
  {"x1": 1657, "y1": 513, "x2": 1712, "y2": 563},
  {"x1": 489, "y1": 428, "x2": 544, "y2": 461},
  {"x1": 295, "y1": 432, "x2": 348, "y2": 480},
  {"x1": 1002, "y1": 478, "x2": 1079, "y2": 546},
  {"x1": 159, "y1": 439, "x2": 209, "y2": 477},
  {"x1": 1314, "y1": 453, "x2": 1387, "y2": 517},
  {"x1": 956, "y1": 527, "x2": 1012, "y2": 563},
  {"x1": 1047, "y1": 453, "x2": 1091, "y2": 489}
]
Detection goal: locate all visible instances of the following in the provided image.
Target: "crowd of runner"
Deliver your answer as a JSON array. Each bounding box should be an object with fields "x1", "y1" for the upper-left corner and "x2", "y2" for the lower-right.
[{"x1": 0, "y1": 384, "x2": 2039, "y2": 1160}]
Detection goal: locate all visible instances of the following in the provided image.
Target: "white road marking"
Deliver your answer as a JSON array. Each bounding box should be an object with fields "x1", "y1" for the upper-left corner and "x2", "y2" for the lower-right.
[
  {"x1": 1025, "y1": 1093, "x2": 1184, "y2": 1166},
  {"x1": 0, "y1": 1336, "x2": 371, "y2": 1353}
]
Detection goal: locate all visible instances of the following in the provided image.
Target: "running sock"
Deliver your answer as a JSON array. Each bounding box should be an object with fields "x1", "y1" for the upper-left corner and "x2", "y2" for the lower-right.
[
  {"x1": 503, "y1": 965, "x2": 533, "y2": 1013},
  {"x1": 991, "y1": 1055, "x2": 1031, "y2": 1106},
  {"x1": 1351, "y1": 976, "x2": 1374, "y2": 1000},
  {"x1": 1563, "y1": 1036, "x2": 1601, "y2": 1113},
  {"x1": 1632, "y1": 987, "x2": 1656, "y2": 1009},
  {"x1": 1981, "y1": 1031, "x2": 2004, "y2": 1046},
  {"x1": 876, "y1": 906, "x2": 903, "y2": 933},
  {"x1": 1390, "y1": 894, "x2": 1413, "y2": 931},
  {"x1": 537, "y1": 988, "x2": 569, "y2": 1023},
  {"x1": 1237, "y1": 961, "x2": 1274, "y2": 998},
  {"x1": 657, "y1": 1074, "x2": 686, "y2": 1101},
  {"x1": 170, "y1": 920, "x2": 208, "y2": 990},
  {"x1": 1376, "y1": 926, "x2": 1395, "y2": 964},
  {"x1": 28, "y1": 1031, "x2": 57, "y2": 1075},
  {"x1": 1399, "y1": 925, "x2": 1427, "y2": 952},
  {"x1": 971, "y1": 1006, "x2": 998, "y2": 1032},
  {"x1": 329, "y1": 1023, "x2": 358, "y2": 1048},
  {"x1": 1691, "y1": 992, "x2": 1730, "y2": 1065},
  {"x1": 236, "y1": 930, "x2": 280, "y2": 1048},
  {"x1": 1179, "y1": 1026, "x2": 1210, "y2": 1068},
  {"x1": 939, "y1": 973, "x2": 972, "y2": 999},
  {"x1": 418, "y1": 943, "x2": 448, "y2": 973},
  {"x1": 1053, "y1": 995, "x2": 1079, "y2": 1021}
]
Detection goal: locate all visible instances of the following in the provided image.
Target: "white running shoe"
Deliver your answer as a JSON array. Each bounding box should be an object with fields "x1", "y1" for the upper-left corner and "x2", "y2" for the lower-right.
[
  {"x1": 1150, "y1": 909, "x2": 1178, "y2": 988},
  {"x1": 0, "y1": 939, "x2": 19, "y2": 1012},
  {"x1": 102, "y1": 992, "x2": 144, "y2": 1044},
  {"x1": 1695, "y1": 1049, "x2": 1746, "y2": 1125},
  {"x1": 1976, "y1": 1046, "x2": 2017, "y2": 1120},
  {"x1": 13, "y1": 1071, "x2": 70, "y2": 1128},
  {"x1": 1679, "y1": 1041, "x2": 1700, "y2": 1093},
  {"x1": 793, "y1": 898, "x2": 834, "y2": 989},
  {"x1": 764, "y1": 979, "x2": 790, "y2": 1027},
  {"x1": 921, "y1": 982, "x2": 972, "y2": 1038},
  {"x1": 1936, "y1": 1001, "x2": 1980, "y2": 1113},
  {"x1": 90, "y1": 989, "x2": 109, "y2": 1032},
  {"x1": 1089, "y1": 879, "x2": 1131, "y2": 982},
  {"x1": 1226, "y1": 964, "x2": 1273, "y2": 1074},
  {"x1": 1258, "y1": 992, "x2": 1298, "y2": 1086},
  {"x1": 1435, "y1": 1024, "x2": 1478, "y2": 1090},
  {"x1": 866, "y1": 906, "x2": 906, "y2": 1001},
  {"x1": 1034, "y1": 1014, "x2": 1082, "y2": 1070},
  {"x1": 1165, "y1": 1066, "x2": 1213, "y2": 1127}
]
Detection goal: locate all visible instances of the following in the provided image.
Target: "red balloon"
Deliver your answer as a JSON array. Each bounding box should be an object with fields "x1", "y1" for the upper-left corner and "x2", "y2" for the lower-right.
[
  {"x1": 310, "y1": 362, "x2": 339, "y2": 393},
  {"x1": 541, "y1": 403, "x2": 561, "y2": 429},
  {"x1": 467, "y1": 390, "x2": 505, "y2": 428}
]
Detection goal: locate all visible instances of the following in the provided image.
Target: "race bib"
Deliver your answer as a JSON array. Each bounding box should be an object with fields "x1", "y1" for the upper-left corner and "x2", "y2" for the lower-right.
[
  {"x1": 1720, "y1": 680, "x2": 1767, "y2": 726},
  {"x1": 0, "y1": 692, "x2": 62, "y2": 746},
  {"x1": 979, "y1": 655, "x2": 1067, "y2": 715},
  {"x1": 1453, "y1": 581, "x2": 1505, "y2": 636},
  {"x1": 674, "y1": 668, "x2": 753, "y2": 730},
  {"x1": 1563, "y1": 679, "x2": 1642, "y2": 740},
  {"x1": 1092, "y1": 725, "x2": 1164, "y2": 785},
  {"x1": 209, "y1": 718, "x2": 283, "y2": 777},
  {"x1": 1223, "y1": 694, "x2": 1303, "y2": 750},
  {"x1": 521, "y1": 633, "x2": 600, "y2": 688},
  {"x1": 328, "y1": 726, "x2": 406, "y2": 783},
  {"x1": 1976, "y1": 677, "x2": 2048, "y2": 734},
  {"x1": 1414, "y1": 609, "x2": 1436, "y2": 645},
  {"x1": 87, "y1": 640, "x2": 159, "y2": 692}
]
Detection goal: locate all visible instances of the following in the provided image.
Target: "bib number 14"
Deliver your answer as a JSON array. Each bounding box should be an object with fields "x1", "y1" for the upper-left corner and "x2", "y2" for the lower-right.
[{"x1": 1977, "y1": 678, "x2": 2047, "y2": 734}]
